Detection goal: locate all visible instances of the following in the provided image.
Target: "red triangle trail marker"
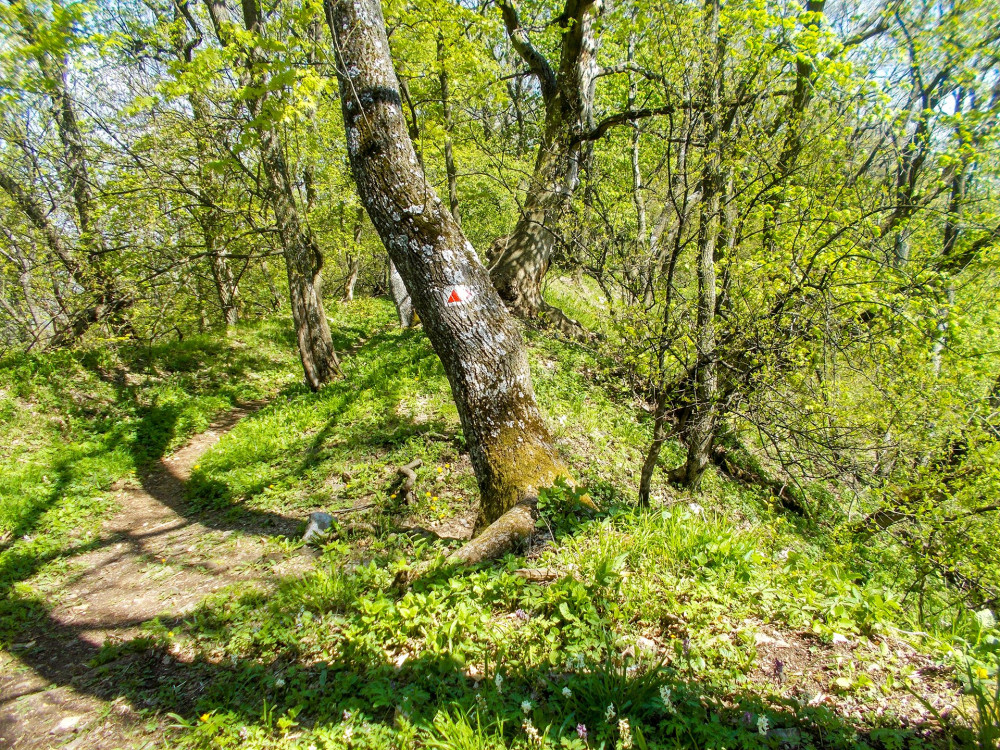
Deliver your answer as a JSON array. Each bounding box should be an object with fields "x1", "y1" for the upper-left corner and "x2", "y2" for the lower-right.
[{"x1": 443, "y1": 285, "x2": 474, "y2": 306}]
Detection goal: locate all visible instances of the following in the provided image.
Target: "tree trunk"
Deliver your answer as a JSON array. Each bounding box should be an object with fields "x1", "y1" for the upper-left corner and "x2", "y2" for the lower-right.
[
  {"x1": 343, "y1": 255, "x2": 360, "y2": 302},
  {"x1": 325, "y1": 0, "x2": 566, "y2": 531},
  {"x1": 207, "y1": 233, "x2": 240, "y2": 327},
  {"x1": 438, "y1": 34, "x2": 461, "y2": 227},
  {"x1": 388, "y1": 259, "x2": 415, "y2": 328},
  {"x1": 638, "y1": 391, "x2": 669, "y2": 506},
  {"x1": 487, "y1": 0, "x2": 599, "y2": 320},
  {"x1": 673, "y1": 0, "x2": 723, "y2": 490},
  {"x1": 206, "y1": 0, "x2": 340, "y2": 389}
]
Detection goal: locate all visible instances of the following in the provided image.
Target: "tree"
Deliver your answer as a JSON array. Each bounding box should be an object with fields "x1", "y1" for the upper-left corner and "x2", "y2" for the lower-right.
[
  {"x1": 0, "y1": 0, "x2": 133, "y2": 345},
  {"x1": 324, "y1": 0, "x2": 566, "y2": 539},
  {"x1": 203, "y1": 0, "x2": 341, "y2": 389},
  {"x1": 486, "y1": 0, "x2": 601, "y2": 324}
]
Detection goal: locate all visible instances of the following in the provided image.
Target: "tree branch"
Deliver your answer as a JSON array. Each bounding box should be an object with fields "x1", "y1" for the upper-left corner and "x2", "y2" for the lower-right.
[
  {"x1": 497, "y1": 0, "x2": 557, "y2": 101},
  {"x1": 0, "y1": 167, "x2": 79, "y2": 277}
]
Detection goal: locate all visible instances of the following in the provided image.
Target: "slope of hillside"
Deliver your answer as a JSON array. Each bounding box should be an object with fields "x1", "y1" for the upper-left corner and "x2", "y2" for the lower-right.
[{"x1": 0, "y1": 298, "x2": 995, "y2": 750}]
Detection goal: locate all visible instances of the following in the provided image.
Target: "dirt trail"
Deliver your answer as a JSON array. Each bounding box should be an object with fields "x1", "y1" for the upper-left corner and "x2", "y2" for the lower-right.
[{"x1": 0, "y1": 404, "x2": 311, "y2": 749}]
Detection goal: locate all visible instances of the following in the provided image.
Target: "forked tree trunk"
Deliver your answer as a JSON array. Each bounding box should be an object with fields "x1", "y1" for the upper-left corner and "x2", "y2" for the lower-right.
[
  {"x1": 487, "y1": 0, "x2": 599, "y2": 322},
  {"x1": 325, "y1": 0, "x2": 566, "y2": 530}
]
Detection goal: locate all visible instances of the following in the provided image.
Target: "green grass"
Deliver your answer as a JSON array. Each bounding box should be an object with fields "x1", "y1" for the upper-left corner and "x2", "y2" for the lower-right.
[
  {"x1": 2, "y1": 298, "x2": 997, "y2": 749},
  {"x1": 0, "y1": 317, "x2": 302, "y2": 642}
]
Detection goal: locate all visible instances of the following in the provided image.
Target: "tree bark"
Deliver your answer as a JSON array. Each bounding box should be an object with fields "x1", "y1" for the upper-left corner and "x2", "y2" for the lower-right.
[
  {"x1": 487, "y1": 0, "x2": 599, "y2": 320},
  {"x1": 437, "y1": 33, "x2": 461, "y2": 228},
  {"x1": 343, "y1": 255, "x2": 360, "y2": 302},
  {"x1": 325, "y1": 0, "x2": 566, "y2": 530},
  {"x1": 388, "y1": 259, "x2": 415, "y2": 328}
]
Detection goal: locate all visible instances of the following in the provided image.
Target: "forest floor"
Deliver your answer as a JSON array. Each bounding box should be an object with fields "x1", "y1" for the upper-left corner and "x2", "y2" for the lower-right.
[
  {"x1": 0, "y1": 295, "x2": 993, "y2": 750},
  {"x1": 0, "y1": 404, "x2": 312, "y2": 748}
]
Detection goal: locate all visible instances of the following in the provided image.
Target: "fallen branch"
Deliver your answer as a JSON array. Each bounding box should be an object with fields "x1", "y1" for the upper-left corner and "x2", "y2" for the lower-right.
[{"x1": 513, "y1": 567, "x2": 564, "y2": 582}]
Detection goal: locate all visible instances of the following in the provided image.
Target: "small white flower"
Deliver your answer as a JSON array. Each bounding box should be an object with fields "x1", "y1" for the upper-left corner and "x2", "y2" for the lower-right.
[
  {"x1": 343, "y1": 709, "x2": 352, "y2": 721},
  {"x1": 618, "y1": 718, "x2": 633, "y2": 749},
  {"x1": 605, "y1": 703, "x2": 616, "y2": 721},
  {"x1": 659, "y1": 685, "x2": 676, "y2": 714},
  {"x1": 494, "y1": 673, "x2": 503, "y2": 692},
  {"x1": 523, "y1": 720, "x2": 542, "y2": 746},
  {"x1": 562, "y1": 686, "x2": 573, "y2": 698},
  {"x1": 757, "y1": 715, "x2": 770, "y2": 736},
  {"x1": 344, "y1": 725, "x2": 354, "y2": 742},
  {"x1": 274, "y1": 676, "x2": 285, "y2": 688},
  {"x1": 521, "y1": 700, "x2": 533, "y2": 714},
  {"x1": 688, "y1": 502, "x2": 704, "y2": 515}
]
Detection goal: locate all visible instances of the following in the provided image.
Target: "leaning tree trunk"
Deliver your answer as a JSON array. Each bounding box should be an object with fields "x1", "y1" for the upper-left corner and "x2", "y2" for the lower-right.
[
  {"x1": 325, "y1": 0, "x2": 566, "y2": 531},
  {"x1": 204, "y1": 0, "x2": 340, "y2": 389},
  {"x1": 261, "y1": 132, "x2": 342, "y2": 389}
]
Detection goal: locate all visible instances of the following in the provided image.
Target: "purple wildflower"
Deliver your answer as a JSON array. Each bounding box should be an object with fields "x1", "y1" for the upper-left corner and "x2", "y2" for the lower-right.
[
  {"x1": 576, "y1": 723, "x2": 588, "y2": 741},
  {"x1": 514, "y1": 609, "x2": 530, "y2": 622}
]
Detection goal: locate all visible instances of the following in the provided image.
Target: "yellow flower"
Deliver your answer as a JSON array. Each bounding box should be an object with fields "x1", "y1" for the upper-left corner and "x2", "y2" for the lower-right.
[
  {"x1": 194, "y1": 464, "x2": 200, "y2": 469},
  {"x1": 390, "y1": 494, "x2": 397, "y2": 499},
  {"x1": 269, "y1": 484, "x2": 274, "y2": 489},
  {"x1": 200, "y1": 713, "x2": 211, "y2": 722},
  {"x1": 438, "y1": 467, "x2": 443, "y2": 473},
  {"x1": 433, "y1": 496, "x2": 438, "y2": 501},
  {"x1": 976, "y1": 667, "x2": 989, "y2": 679},
  {"x1": 426, "y1": 492, "x2": 431, "y2": 497}
]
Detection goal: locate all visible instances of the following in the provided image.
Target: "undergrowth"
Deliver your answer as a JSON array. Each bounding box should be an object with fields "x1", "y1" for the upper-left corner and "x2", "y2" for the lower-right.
[{"x1": 2, "y1": 298, "x2": 998, "y2": 749}]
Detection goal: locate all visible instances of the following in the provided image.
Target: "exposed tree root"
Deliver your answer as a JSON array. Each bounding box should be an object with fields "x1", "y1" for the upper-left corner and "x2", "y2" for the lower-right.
[
  {"x1": 539, "y1": 300, "x2": 592, "y2": 341},
  {"x1": 391, "y1": 458, "x2": 422, "y2": 503},
  {"x1": 396, "y1": 500, "x2": 539, "y2": 586}
]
